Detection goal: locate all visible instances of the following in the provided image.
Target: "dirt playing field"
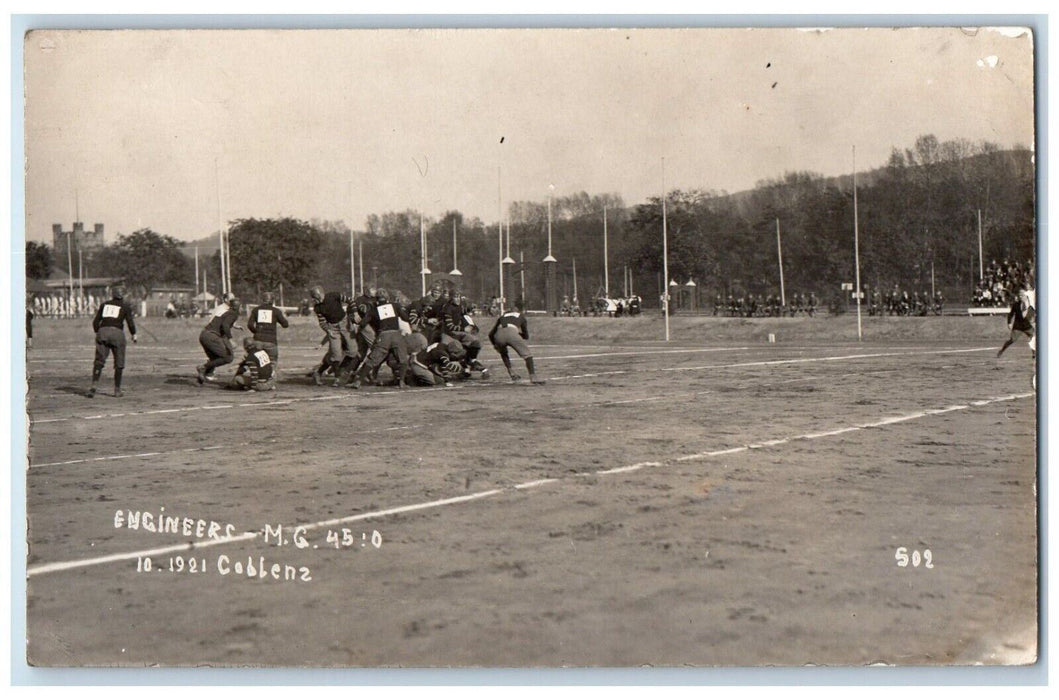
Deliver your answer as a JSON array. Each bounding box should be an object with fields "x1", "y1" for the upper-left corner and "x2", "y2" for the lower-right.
[{"x1": 23, "y1": 314, "x2": 1038, "y2": 667}]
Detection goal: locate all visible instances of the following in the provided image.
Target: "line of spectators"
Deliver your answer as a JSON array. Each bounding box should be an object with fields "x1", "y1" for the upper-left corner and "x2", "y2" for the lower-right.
[
  {"x1": 713, "y1": 292, "x2": 818, "y2": 317},
  {"x1": 862, "y1": 286, "x2": 943, "y2": 316}
]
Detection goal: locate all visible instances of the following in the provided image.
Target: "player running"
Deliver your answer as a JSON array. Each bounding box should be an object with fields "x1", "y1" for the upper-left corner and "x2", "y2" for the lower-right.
[
  {"x1": 997, "y1": 283, "x2": 1035, "y2": 358},
  {"x1": 88, "y1": 284, "x2": 138, "y2": 398},
  {"x1": 488, "y1": 308, "x2": 544, "y2": 385},
  {"x1": 196, "y1": 297, "x2": 242, "y2": 384}
]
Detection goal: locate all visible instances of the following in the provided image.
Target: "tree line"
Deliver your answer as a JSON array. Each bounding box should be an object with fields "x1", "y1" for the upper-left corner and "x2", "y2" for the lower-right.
[{"x1": 26, "y1": 134, "x2": 1033, "y2": 309}]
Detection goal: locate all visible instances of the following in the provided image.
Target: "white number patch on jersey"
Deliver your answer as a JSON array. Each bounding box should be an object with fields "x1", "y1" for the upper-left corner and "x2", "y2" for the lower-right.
[
  {"x1": 101, "y1": 304, "x2": 122, "y2": 319},
  {"x1": 212, "y1": 304, "x2": 229, "y2": 317},
  {"x1": 377, "y1": 303, "x2": 396, "y2": 320},
  {"x1": 253, "y1": 350, "x2": 271, "y2": 366},
  {"x1": 257, "y1": 309, "x2": 273, "y2": 324}
]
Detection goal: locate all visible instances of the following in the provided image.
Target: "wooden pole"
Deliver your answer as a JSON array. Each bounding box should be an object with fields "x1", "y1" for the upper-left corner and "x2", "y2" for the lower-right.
[
  {"x1": 776, "y1": 218, "x2": 786, "y2": 307},
  {"x1": 977, "y1": 208, "x2": 984, "y2": 281},
  {"x1": 853, "y1": 146, "x2": 863, "y2": 341},
  {"x1": 350, "y1": 227, "x2": 357, "y2": 298},
  {"x1": 603, "y1": 204, "x2": 609, "y2": 297},
  {"x1": 662, "y1": 157, "x2": 670, "y2": 342}
]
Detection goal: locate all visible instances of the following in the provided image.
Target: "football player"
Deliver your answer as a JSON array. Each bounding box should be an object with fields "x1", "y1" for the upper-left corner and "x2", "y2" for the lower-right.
[
  {"x1": 88, "y1": 284, "x2": 138, "y2": 397},
  {"x1": 488, "y1": 308, "x2": 544, "y2": 385}
]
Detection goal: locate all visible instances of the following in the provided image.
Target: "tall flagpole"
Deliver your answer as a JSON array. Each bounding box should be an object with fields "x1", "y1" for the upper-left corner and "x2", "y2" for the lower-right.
[
  {"x1": 350, "y1": 227, "x2": 357, "y2": 297},
  {"x1": 662, "y1": 157, "x2": 670, "y2": 342},
  {"x1": 66, "y1": 230, "x2": 74, "y2": 315},
  {"x1": 572, "y1": 257, "x2": 578, "y2": 302},
  {"x1": 519, "y1": 250, "x2": 525, "y2": 304},
  {"x1": 358, "y1": 237, "x2": 364, "y2": 294},
  {"x1": 225, "y1": 227, "x2": 232, "y2": 296},
  {"x1": 776, "y1": 218, "x2": 786, "y2": 307},
  {"x1": 853, "y1": 146, "x2": 863, "y2": 342},
  {"x1": 420, "y1": 215, "x2": 429, "y2": 297},
  {"x1": 216, "y1": 157, "x2": 227, "y2": 296},
  {"x1": 194, "y1": 246, "x2": 200, "y2": 296},
  {"x1": 498, "y1": 166, "x2": 505, "y2": 313},
  {"x1": 977, "y1": 208, "x2": 984, "y2": 280},
  {"x1": 450, "y1": 218, "x2": 462, "y2": 277},
  {"x1": 603, "y1": 204, "x2": 609, "y2": 297}
]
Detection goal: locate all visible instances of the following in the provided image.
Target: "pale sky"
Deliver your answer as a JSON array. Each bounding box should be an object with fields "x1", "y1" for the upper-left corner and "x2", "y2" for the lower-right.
[{"x1": 24, "y1": 26, "x2": 1035, "y2": 243}]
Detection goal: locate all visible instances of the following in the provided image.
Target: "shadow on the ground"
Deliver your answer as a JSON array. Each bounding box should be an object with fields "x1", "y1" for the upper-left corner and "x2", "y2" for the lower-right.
[{"x1": 53, "y1": 385, "x2": 91, "y2": 397}]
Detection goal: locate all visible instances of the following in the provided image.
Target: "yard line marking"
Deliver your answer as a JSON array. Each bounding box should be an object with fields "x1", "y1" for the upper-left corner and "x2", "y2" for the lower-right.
[
  {"x1": 664, "y1": 347, "x2": 995, "y2": 373},
  {"x1": 541, "y1": 347, "x2": 749, "y2": 361},
  {"x1": 596, "y1": 461, "x2": 662, "y2": 475},
  {"x1": 305, "y1": 489, "x2": 505, "y2": 531},
  {"x1": 27, "y1": 532, "x2": 262, "y2": 576},
  {"x1": 513, "y1": 478, "x2": 560, "y2": 490},
  {"x1": 800, "y1": 427, "x2": 861, "y2": 440},
  {"x1": 26, "y1": 391, "x2": 1033, "y2": 578},
  {"x1": 26, "y1": 346, "x2": 998, "y2": 425}
]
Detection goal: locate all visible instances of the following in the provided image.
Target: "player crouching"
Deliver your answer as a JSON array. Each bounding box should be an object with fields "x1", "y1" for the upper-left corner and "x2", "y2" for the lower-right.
[
  {"x1": 402, "y1": 331, "x2": 461, "y2": 387},
  {"x1": 488, "y1": 309, "x2": 544, "y2": 385},
  {"x1": 441, "y1": 289, "x2": 489, "y2": 378},
  {"x1": 228, "y1": 338, "x2": 276, "y2": 392}
]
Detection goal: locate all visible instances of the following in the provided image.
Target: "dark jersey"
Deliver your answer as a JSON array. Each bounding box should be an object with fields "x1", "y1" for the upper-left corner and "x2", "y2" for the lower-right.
[
  {"x1": 350, "y1": 294, "x2": 376, "y2": 328},
  {"x1": 93, "y1": 298, "x2": 137, "y2": 335},
  {"x1": 441, "y1": 300, "x2": 473, "y2": 334},
  {"x1": 409, "y1": 295, "x2": 439, "y2": 329},
  {"x1": 248, "y1": 304, "x2": 289, "y2": 344},
  {"x1": 238, "y1": 349, "x2": 275, "y2": 385},
  {"x1": 204, "y1": 305, "x2": 240, "y2": 338},
  {"x1": 489, "y1": 311, "x2": 529, "y2": 342},
  {"x1": 367, "y1": 301, "x2": 409, "y2": 333},
  {"x1": 1008, "y1": 299, "x2": 1033, "y2": 332},
  {"x1": 314, "y1": 292, "x2": 346, "y2": 325}
]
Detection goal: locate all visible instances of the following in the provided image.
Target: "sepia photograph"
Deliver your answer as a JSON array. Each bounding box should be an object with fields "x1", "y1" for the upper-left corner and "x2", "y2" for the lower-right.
[{"x1": 20, "y1": 24, "x2": 1038, "y2": 669}]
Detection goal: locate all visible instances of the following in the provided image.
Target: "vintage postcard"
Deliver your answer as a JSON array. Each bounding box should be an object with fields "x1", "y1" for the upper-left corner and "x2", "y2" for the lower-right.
[{"x1": 22, "y1": 26, "x2": 1037, "y2": 668}]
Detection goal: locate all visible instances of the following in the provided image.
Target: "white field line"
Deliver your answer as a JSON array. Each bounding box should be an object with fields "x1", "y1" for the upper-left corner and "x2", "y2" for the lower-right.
[
  {"x1": 26, "y1": 392, "x2": 1033, "y2": 578},
  {"x1": 29, "y1": 346, "x2": 997, "y2": 425},
  {"x1": 22, "y1": 370, "x2": 901, "y2": 471}
]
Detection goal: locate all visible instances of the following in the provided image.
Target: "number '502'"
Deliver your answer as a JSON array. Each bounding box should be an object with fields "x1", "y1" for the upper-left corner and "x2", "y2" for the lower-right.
[{"x1": 895, "y1": 547, "x2": 933, "y2": 568}]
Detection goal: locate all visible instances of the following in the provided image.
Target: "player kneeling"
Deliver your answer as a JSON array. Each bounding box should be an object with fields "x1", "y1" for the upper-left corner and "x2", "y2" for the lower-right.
[
  {"x1": 228, "y1": 338, "x2": 276, "y2": 392},
  {"x1": 488, "y1": 309, "x2": 544, "y2": 385}
]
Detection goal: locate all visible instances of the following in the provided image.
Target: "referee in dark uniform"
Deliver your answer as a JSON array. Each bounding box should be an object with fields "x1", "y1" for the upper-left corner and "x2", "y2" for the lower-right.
[{"x1": 89, "y1": 284, "x2": 137, "y2": 397}]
